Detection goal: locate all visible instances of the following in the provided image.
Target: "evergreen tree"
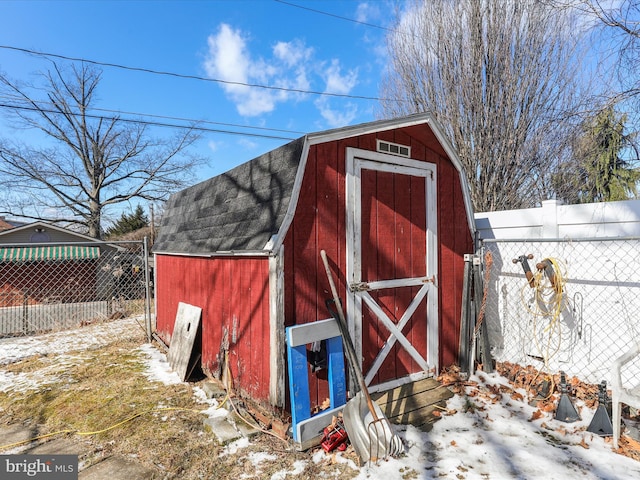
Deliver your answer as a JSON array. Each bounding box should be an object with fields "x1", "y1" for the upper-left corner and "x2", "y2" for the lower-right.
[
  {"x1": 106, "y1": 205, "x2": 149, "y2": 238},
  {"x1": 555, "y1": 106, "x2": 640, "y2": 203}
]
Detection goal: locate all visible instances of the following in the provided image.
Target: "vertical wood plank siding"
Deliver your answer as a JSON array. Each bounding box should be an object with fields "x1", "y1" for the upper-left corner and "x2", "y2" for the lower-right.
[
  {"x1": 155, "y1": 254, "x2": 271, "y2": 403},
  {"x1": 284, "y1": 126, "x2": 472, "y2": 410},
  {"x1": 155, "y1": 122, "x2": 472, "y2": 412}
]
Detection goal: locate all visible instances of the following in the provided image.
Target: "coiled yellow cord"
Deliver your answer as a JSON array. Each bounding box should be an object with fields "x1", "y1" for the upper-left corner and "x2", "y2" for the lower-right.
[
  {"x1": 518, "y1": 257, "x2": 569, "y2": 398},
  {"x1": 520, "y1": 257, "x2": 567, "y2": 366}
]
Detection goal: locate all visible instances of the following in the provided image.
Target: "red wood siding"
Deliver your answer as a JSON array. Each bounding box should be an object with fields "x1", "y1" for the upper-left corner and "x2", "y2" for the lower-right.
[
  {"x1": 284, "y1": 136, "x2": 351, "y2": 407},
  {"x1": 360, "y1": 168, "x2": 429, "y2": 384},
  {"x1": 283, "y1": 125, "x2": 473, "y2": 410},
  {"x1": 437, "y1": 159, "x2": 473, "y2": 367},
  {"x1": 155, "y1": 254, "x2": 271, "y2": 403},
  {"x1": 390, "y1": 125, "x2": 474, "y2": 367}
]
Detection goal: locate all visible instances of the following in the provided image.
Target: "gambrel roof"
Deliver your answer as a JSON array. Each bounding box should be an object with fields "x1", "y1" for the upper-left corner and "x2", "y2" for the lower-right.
[
  {"x1": 153, "y1": 137, "x2": 305, "y2": 255},
  {"x1": 153, "y1": 113, "x2": 475, "y2": 257}
]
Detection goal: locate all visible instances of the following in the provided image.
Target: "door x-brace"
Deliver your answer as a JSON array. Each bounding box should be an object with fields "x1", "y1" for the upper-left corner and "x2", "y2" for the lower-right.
[{"x1": 354, "y1": 279, "x2": 433, "y2": 386}]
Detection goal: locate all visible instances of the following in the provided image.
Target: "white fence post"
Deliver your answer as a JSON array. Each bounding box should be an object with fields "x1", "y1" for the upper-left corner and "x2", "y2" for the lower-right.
[{"x1": 541, "y1": 199, "x2": 560, "y2": 238}]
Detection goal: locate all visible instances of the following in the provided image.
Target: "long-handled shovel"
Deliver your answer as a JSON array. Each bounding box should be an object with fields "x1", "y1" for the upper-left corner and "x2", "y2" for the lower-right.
[{"x1": 320, "y1": 250, "x2": 403, "y2": 463}]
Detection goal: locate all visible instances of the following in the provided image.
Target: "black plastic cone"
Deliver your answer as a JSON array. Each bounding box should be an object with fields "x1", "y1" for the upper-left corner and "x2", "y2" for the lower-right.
[
  {"x1": 587, "y1": 404, "x2": 613, "y2": 436},
  {"x1": 555, "y1": 394, "x2": 581, "y2": 423}
]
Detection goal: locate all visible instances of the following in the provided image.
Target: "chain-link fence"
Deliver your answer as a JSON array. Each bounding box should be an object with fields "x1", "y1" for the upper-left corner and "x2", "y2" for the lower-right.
[
  {"x1": 0, "y1": 239, "x2": 152, "y2": 338},
  {"x1": 481, "y1": 237, "x2": 640, "y2": 390}
]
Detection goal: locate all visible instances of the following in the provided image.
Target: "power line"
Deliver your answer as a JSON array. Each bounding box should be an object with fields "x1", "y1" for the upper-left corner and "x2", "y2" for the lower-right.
[
  {"x1": 0, "y1": 96, "x2": 305, "y2": 137},
  {"x1": 0, "y1": 94, "x2": 306, "y2": 138},
  {"x1": 0, "y1": 4, "x2": 405, "y2": 139},
  {"x1": 274, "y1": 0, "x2": 396, "y2": 33},
  {"x1": 0, "y1": 44, "x2": 389, "y2": 102},
  {"x1": 0, "y1": 103, "x2": 297, "y2": 141},
  {"x1": 88, "y1": 107, "x2": 305, "y2": 136}
]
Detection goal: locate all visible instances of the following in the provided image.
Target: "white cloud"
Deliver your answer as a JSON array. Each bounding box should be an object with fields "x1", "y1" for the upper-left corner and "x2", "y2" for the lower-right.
[
  {"x1": 203, "y1": 24, "x2": 249, "y2": 85},
  {"x1": 315, "y1": 59, "x2": 359, "y2": 127},
  {"x1": 273, "y1": 39, "x2": 312, "y2": 68},
  {"x1": 323, "y1": 59, "x2": 358, "y2": 95},
  {"x1": 207, "y1": 140, "x2": 220, "y2": 153},
  {"x1": 204, "y1": 24, "x2": 273, "y2": 116},
  {"x1": 204, "y1": 25, "x2": 320, "y2": 117},
  {"x1": 355, "y1": 2, "x2": 381, "y2": 23},
  {"x1": 237, "y1": 137, "x2": 259, "y2": 150},
  {"x1": 203, "y1": 23, "x2": 360, "y2": 124},
  {"x1": 314, "y1": 96, "x2": 358, "y2": 128}
]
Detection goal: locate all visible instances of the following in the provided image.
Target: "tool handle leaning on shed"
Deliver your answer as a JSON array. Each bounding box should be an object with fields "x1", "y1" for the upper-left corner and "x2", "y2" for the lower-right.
[{"x1": 320, "y1": 250, "x2": 380, "y2": 422}]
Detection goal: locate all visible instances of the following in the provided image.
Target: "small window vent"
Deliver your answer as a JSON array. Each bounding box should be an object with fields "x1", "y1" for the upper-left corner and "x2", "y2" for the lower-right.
[{"x1": 377, "y1": 140, "x2": 411, "y2": 158}]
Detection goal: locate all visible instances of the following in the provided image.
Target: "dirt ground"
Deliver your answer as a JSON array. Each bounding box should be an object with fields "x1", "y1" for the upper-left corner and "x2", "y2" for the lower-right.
[
  {"x1": 0, "y1": 319, "x2": 362, "y2": 479},
  {"x1": 3, "y1": 317, "x2": 640, "y2": 480}
]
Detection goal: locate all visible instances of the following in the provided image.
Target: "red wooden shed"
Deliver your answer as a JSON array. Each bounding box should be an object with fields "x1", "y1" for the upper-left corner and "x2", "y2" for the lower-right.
[{"x1": 153, "y1": 113, "x2": 475, "y2": 412}]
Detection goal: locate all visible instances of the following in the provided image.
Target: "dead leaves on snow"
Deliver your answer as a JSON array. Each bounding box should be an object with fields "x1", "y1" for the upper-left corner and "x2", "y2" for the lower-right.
[
  {"x1": 530, "y1": 410, "x2": 543, "y2": 421},
  {"x1": 436, "y1": 362, "x2": 640, "y2": 463},
  {"x1": 613, "y1": 435, "x2": 640, "y2": 462},
  {"x1": 496, "y1": 362, "x2": 601, "y2": 409}
]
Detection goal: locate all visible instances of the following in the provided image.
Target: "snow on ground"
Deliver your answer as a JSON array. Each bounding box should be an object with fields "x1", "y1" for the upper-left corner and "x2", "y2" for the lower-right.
[
  {"x1": 0, "y1": 316, "x2": 147, "y2": 394},
  {"x1": 0, "y1": 316, "x2": 145, "y2": 365},
  {"x1": 2, "y1": 317, "x2": 640, "y2": 479},
  {"x1": 138, "y1": 342, "x2": 182, "y2": 385}
]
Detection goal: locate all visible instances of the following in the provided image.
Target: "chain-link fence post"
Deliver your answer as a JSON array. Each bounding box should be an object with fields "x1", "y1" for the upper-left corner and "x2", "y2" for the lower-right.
[{"x1": 143, "y1": 236, "x2": 152, "y2": 343}]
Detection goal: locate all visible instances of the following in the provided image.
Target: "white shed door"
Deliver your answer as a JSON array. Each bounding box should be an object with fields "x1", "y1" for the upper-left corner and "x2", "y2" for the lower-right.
[{"x1": 346, "y1": 147, "x2": 438, "y2": 392}]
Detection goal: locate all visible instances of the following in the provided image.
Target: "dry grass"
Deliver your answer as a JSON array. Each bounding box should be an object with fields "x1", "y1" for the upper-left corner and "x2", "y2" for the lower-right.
[{"x1": 0, "y1": 326, "x2": 358, "y2": 479}]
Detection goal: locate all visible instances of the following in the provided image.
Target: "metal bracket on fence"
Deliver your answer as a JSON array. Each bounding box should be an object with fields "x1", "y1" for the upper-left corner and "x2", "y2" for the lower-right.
[{"x1": 459, "y1": 252, "x2": 494, "y2": 374}]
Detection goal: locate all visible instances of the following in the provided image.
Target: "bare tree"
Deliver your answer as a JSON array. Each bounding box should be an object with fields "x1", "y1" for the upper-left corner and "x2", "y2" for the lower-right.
[
  {"x1": 0, "y1": 63, "x2": 202, "y2": 238},
  {"x1": 380, "y1": 0, "x2": 589, "y2": 212},
  {"x1": 574, "y1": 1, "x2": 640, "y2": 99}
]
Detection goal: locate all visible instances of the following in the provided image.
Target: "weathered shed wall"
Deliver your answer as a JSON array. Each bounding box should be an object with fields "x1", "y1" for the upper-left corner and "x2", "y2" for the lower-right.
[
  {"x1": 283, "y1": 126, "x2": 473, "y2": 405},
  {"x1": 153, "y1": 115, "x2": 475, "y2": 412},
  {"x1": 155, "y1": 254, "x2": 271, "y2": 403}
]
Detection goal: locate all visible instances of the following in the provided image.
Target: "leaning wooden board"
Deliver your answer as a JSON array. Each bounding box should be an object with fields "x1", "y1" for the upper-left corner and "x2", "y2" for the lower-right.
[{"x1": 167, "y1": 302, "x2": 202, "y2": 381}]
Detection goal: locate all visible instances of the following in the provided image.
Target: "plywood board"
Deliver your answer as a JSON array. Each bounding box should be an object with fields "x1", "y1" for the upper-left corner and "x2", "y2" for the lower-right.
[
  {"x1": 371, "y1": 378, "x2": 453, "y2": 431},
  {"x1": 168, "y1": 302, "x2": 202, "y2": 381}
]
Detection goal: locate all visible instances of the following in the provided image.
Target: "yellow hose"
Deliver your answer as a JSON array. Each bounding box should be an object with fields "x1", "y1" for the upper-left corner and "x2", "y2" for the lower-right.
[{"x1": 0, "y1": 406, "x2": 203, "y2": 451}]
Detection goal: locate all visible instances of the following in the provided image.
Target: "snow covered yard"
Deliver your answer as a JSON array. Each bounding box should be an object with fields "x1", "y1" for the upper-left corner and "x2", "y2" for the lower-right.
[{"x1": 1, "y1": 317, "x2": 640, "y2": 479}]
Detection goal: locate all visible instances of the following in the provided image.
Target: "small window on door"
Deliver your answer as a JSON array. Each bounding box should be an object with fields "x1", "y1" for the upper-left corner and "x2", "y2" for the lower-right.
[{"x1": 377, "y1": 140, "x2": 411, "y2": 158}]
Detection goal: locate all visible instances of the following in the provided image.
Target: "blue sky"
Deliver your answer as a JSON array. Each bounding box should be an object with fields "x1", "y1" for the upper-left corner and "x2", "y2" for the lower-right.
[{"x1": 0, "y1": 0, "x2": 392, "y2": 184}]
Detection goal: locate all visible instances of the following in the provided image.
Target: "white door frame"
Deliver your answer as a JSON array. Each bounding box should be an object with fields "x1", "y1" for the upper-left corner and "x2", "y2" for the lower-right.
[{"x1": 345, "y1": 147, "x2": 438, "y2": 392}]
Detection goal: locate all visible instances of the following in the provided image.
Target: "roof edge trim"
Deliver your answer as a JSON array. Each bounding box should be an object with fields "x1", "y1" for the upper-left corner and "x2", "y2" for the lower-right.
[
  {"x1": 424, "y1": 116, "x2": 476, "y2": 236},
  {"x1": 306, "y1": 113, "x2": 432, "y2": 146},
  {"x1": 269, "y1": 135, "x2": 310, "y2": 253},
  {"x1": 0, "y1": 221, "x2": 101, "y2": 241},
  {"x1": 153, "y1": 250, "x2": 272, "y2": 258}
]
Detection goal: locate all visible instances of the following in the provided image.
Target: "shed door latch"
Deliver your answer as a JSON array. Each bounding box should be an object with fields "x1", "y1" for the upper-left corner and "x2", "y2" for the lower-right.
[{"x1": 349, "y1": 282, "x2": 370, "y2": 292}]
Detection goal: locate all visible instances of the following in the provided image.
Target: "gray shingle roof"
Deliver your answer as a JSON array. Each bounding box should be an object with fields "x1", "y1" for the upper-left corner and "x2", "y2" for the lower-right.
[{"x1": 154, "y1": 137, "x2": 305, "y2": 255}]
